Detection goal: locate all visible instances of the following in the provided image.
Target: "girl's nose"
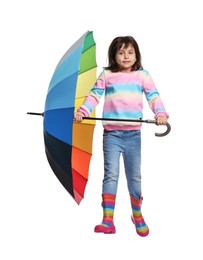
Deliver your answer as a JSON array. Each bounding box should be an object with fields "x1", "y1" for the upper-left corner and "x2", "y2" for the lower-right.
[{"x1": 124, "y1": 52, "x2": 129, "y2": 58}]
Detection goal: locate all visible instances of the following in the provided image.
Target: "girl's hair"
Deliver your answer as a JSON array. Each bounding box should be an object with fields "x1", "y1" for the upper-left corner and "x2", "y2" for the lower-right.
[{"x1": 105, "y1": 36, "x2": 143, "y2": 72}]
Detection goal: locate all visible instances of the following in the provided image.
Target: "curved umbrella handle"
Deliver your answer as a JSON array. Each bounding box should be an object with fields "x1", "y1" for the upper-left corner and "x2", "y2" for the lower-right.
[
  {"x1": 145, "y1": 120, "x2": 171, "y2": 137},
  {"x1": 155, "y1": 122, "x2": 171, "y2": 137}
]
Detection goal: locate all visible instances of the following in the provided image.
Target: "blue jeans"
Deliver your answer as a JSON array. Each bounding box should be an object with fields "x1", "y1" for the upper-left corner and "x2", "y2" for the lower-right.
[{"x1": 102, "y1": 130, "x2": 142, "y2": 199}]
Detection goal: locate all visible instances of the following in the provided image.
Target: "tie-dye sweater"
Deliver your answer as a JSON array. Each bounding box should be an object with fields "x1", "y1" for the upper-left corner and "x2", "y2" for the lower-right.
[{"x1": 78, "y1": 69, "x2": 169, "y2": 131}]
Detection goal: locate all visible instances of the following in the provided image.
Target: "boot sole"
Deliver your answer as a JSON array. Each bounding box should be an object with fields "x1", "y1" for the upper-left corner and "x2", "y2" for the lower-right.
[{"x1": 94, "y1": 225, "x2": 116, "y2": 234}]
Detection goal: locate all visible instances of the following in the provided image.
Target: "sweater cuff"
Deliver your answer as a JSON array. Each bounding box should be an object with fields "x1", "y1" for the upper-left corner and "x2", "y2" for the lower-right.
[
  {"x1": 77, "y1": 107, "x2": 89, "y2": 117},
  {"x1": 155, "y1": 112, "x2": 169, "y2": 119}
]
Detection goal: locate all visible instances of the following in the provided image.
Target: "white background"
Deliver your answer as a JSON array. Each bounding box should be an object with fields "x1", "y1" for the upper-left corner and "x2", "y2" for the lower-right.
[{"x1": 1, "y1": 0, "x2": 203, "y2": 259}]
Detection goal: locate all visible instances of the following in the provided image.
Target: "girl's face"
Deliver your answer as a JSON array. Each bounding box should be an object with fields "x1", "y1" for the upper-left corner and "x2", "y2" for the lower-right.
[{"x1": 115, "y1": 43, "x2": 136, "y2": 72}]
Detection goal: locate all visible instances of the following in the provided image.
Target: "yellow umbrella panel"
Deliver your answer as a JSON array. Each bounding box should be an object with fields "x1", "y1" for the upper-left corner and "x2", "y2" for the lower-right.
[{"x1": 72, "y1": 32, "x2": 97, "y2": 203}]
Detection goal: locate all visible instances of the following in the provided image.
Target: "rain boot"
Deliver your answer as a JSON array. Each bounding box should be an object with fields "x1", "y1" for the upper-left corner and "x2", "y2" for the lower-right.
[
  {"x1": 130, "y1": 194, "x2": 149, "y2": 237},
  {"x1": 94, "y1": 193, "x2": 116, "y2": 234}
]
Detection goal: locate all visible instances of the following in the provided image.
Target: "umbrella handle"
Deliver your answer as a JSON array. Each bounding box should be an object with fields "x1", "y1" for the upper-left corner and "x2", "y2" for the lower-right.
[
  {"x1": 155, "y1": 122, "x2": 171, "y2": 137},
  {"x1": 83, "y1": 117, "x2": 171, "y2": 137},
  {"x1": 144, "y1": 120, "x2": 171, "y2": 137}
]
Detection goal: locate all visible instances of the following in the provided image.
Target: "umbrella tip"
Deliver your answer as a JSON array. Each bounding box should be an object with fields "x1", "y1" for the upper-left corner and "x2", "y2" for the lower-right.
[{"x1": 27, "y1": 112, "x2": 44, "y2": 116}]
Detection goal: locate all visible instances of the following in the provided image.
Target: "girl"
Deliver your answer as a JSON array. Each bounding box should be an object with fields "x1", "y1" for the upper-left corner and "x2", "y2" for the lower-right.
[{"x1": 74, "y1": 36, "x2": 169, "y2": 236}]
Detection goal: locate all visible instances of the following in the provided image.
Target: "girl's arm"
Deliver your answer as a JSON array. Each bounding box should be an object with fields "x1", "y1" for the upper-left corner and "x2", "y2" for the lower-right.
[
  {"x1": 77, "y1": 71, "x2": 106, "y2": 116},
  {"x1": 142, "y1": 70, "x2": 169, "y2": 121}
]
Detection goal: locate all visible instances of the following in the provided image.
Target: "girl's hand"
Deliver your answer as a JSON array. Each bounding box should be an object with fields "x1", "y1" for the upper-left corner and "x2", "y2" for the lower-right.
[
  {"x1": 156, "y1": 116, "x2": 168, "y2": 125},
  {"x1": 74, "y1": 112, "x2": 85, "y2": 123}
]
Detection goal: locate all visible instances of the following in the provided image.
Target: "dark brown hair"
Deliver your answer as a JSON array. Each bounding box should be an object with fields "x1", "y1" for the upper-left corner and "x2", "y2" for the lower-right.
[{"x1": 105, "y1": 36, "x2": 143, "y2": 72}]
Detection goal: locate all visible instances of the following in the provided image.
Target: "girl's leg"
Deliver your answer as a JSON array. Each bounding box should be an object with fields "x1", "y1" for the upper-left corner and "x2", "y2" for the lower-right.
[
  {"x1": 123, "y1": 130, "x2": 142, "y2": 199},
  {"x1": 123, "y1": 130, "x2": 149, "y2": 237},
  {"x1": 102, "y1": 130, "x2": 123, "y2": 194},
  {"x1": 94, "y1": 131, "x2": 123, "y2": 234}
]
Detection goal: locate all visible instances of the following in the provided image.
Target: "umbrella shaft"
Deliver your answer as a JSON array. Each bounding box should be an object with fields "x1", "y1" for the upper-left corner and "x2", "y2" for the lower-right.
[{"x1": 83, "y1": 117, "x2": 153, "y2": 123}]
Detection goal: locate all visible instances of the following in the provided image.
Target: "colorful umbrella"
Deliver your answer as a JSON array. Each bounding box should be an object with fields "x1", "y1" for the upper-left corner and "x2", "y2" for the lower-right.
[{"x1": 28, "y1": 31, "x2": 97, "y2": 204}]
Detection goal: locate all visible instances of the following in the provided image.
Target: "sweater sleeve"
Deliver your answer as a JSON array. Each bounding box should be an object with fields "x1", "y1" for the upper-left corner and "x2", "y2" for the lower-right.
[
  {"x1": 142, "y1": 70, "x2": 169, "y2": 119},
  {"x1": 77, "y1": 70, "x2": 106, "y2": 116}
]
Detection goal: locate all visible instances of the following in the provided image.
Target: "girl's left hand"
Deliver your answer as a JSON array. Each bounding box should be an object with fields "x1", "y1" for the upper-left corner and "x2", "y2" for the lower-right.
[{"x1": 156, "y1": 116, "x2": 168, "y2": 125}]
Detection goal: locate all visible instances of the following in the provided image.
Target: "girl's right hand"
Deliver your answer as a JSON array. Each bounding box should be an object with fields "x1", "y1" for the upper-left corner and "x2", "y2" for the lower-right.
[{"x1": 74, "y1": 112, "x2": 85, "y2": 123}]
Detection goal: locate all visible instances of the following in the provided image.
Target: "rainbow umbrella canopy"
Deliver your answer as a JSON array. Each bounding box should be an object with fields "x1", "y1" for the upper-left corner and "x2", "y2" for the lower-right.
[{"x1": 43, "y1": 31, "x2": 97, "y2": 204}]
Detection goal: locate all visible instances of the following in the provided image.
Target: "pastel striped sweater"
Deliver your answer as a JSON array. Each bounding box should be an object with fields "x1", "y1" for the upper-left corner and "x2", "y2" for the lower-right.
[{"x1": 78, "y1": 69, "x2": 168, "y2": 131}]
